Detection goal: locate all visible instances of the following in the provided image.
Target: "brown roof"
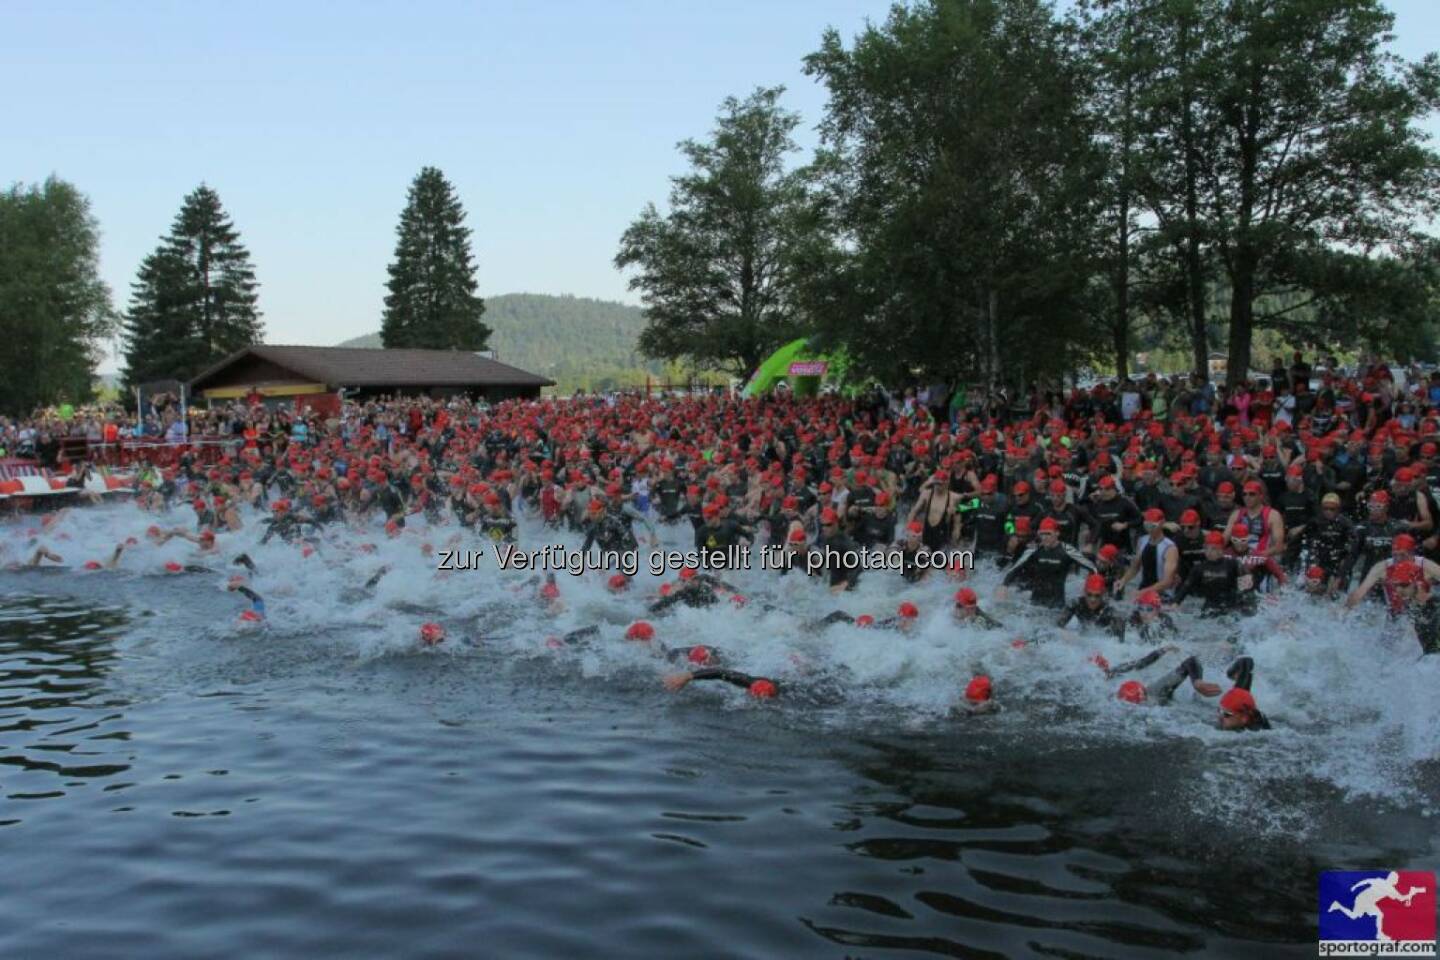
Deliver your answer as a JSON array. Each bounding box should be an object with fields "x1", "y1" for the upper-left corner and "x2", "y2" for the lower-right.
[{"x1": 190, "y1": 345, "x2": 554, "y2": 390}]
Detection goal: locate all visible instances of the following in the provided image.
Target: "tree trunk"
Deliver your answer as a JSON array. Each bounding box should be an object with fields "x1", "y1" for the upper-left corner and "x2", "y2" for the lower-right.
[
  {"x1": 1177, "y1": 12, "x2": 1208, "y2": 382},
  {"x1": 1113, "y1": 316, "x2": 1130, "y2": 382},
  {"x1": 987, "y1": 287, "x2": 1000, "y2": 389},
  {"x1": 1227, "y1": 255, "x2": 1255, "y2": 389}
]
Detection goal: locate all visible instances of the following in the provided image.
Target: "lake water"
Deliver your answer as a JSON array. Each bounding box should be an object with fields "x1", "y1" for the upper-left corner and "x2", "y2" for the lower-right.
[{"x1": 1, "y1": 505, "x2": 1437, "y2": 958}]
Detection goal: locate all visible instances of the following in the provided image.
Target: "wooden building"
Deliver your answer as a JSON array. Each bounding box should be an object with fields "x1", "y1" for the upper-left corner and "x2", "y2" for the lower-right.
[{"x1": 189, "y1": 345, "x2": 554, "y2": 411}]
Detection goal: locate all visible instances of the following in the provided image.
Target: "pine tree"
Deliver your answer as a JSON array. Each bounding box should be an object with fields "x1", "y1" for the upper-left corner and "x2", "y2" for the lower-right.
[
  {"x1": 122, "y1": 184, "x2": 262, "y2": 388},
  {"x1": 381, "y1": 167, "x2": 489, "y2": 351}
]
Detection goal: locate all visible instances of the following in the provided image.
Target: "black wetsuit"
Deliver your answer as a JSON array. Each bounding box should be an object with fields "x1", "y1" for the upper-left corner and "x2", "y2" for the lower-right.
[
  {"x1": 1057, "y1": 598, "x2": 1125, "y2": 639},
  {"x1": 582, "y1": 513, "x2": 638, "y2": 553},
  {"x1": 648, "y1": 577, "x2": 733, "y2": 614},
  {"x1": 1089, "y1": 496, "x2": 1141, "y2": 556},
  {"x1": 968, "y1": 495, "x2": 1010, "y2": 555},
  {"x1": 810, "y1": 530, "x2": 862, "y2": 590},
  {"x1": 654, "y1": 478, "x2": 685, "y2": 521},
  {"x1": 898, "y1": 544, "x2": 928, "y2": 583},
  {"x1": 1123, "y1": 610, "x2": 1179, "y2": 644},
  {"x1": 1172, "y1": 556, "x2": 1252, "y2": 615},
  {"x1": 853, "y1": 510, "x2": 896, "y2": 549},
  {"x1": 1041, "y1": 502, "x2": 1091, "y2": 548},
  {"x1": 1173, "y1": 530, "x2": 1207, "y2": 581},
  {"x1": 957, "y1": 609, "x2": 1006, "y2": 631},
  {"x1": 1276, "y1": 490, "x2": 1315, "y2": 569},
  {"x1": 1002, "y1": 543, "x2": 1095, "y2": 609},
  {"x1": 687, "y1": 669, "x2": 779, "y2": 694},
  {"x1": 1346, "y1": 518, "x2": 1407, "y2": 584},
  {"x1": 1305, "y1": 512, "x2": 1355, "y2": 582}
]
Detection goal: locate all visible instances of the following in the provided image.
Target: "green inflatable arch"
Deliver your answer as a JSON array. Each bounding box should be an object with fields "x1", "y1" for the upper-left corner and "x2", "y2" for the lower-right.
[{"x1": 742, "y1": 338, "x2": 847, "y2": 398}]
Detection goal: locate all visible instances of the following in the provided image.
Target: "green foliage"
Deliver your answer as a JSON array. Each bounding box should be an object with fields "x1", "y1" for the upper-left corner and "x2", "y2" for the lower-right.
[
  {"x1": 381, "y1": 167, "x2": 490, "y2": 351},
  {"x1": 1078, "y1": 0, "x2": 1440, "y2": 385},
  {"x1": 0, "y1": 177, "x2": 116, "y2": 414},
  {"x1": 615, "y1": 87, "x2": 816, "y2": 377},
  {"x1": 122, "y1": 184, "x2": 262, "y2": 388},
  {"x1": 803, "y1": 0, "x2": 1107, "y2": 387},
  {"x1": 339, "y1": 293, "x2": 727, "y2": 394}
]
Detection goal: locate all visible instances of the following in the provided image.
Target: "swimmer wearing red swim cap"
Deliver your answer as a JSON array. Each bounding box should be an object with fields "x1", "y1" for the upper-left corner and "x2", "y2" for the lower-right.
[{"x1": 663, "y1": 668, "x2": 781, "y2": 699}]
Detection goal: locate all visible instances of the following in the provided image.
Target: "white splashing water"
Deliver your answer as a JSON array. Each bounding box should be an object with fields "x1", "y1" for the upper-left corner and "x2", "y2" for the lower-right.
[{"x1": 6, "y1": 499, "x2": 1438, "y2": 828}]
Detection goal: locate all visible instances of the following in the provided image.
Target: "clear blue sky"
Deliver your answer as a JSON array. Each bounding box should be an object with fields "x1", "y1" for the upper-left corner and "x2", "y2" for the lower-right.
[{"x1": 5, "y1": 1, "x2": 1437, "y2": 372}]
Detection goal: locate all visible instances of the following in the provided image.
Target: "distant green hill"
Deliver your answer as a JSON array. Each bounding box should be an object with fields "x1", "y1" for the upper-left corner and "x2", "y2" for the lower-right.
[{"x1": 337, "y1": 293, "x2": 717, "y2": 393}]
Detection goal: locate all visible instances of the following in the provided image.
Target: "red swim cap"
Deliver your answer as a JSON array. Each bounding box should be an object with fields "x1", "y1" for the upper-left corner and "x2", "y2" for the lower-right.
[
  {"x1": 898, "y1": 601, "x2": 919, "y2": 619},
  {"x1": 1098, "y1": 544, "x2": 1119, "y2": 562},
  {"x1": 788, "y1": 527, "x2": 807, "y2": 543},
  {"x1": 964, "y1": 675, "x2": 992, "y2": 703},
  {"x1": 1306, "y1": 565, "x2": 1326, "y2": 581},
  {"x1": 820, "y1": 507, "x2": 839, "y2": 526},
  {"x1": 1204, "y1": 531, "x2": 1225, "y2": 547},
  {"x1": 1219, "y1": 687, "x2": 1256, "y2": 716},
  {"x1": 1230, "y1": 523, "x2": 1250, "y2": 540},
  {"x1": 1084, "y1": 574, "x2": 1106, "y2": 595},
  {"x1": 747, "y1": 679, "x2": 777, "y2": 699},
  {"x1": 1038, "y1": 517, "x2": 1059, "y2": 534},
  {"x1": 1394, "y1": 533, "x2": 1417, "y2": 554},
  {"x1": 855, "y1": 615, "x2": 875, "y2": 628},
  {"x1": 906, "y1": 521, "x2": 923, "y2": 536},
  {"x1": 239, "y1": 609, "x2": 263, "y2": 623},
  {"x1": 1136, "y1": 589, "x2": 1162, "y2": 609},
  {"x1": 954, "y1": 588, "x2": 978, "y2": 607},
  {"x1": 1143, "y1": 508, "x2": 1164, "y2": 524},
  {"x1": 687, "y1": 645, "x2": 714, "y2": 665},
  {"x1": 419, "y1": 622, "x2": 445, "y2": 646},
  {"x1": 1090, "y1": 653, "x2": 1110, "y2": 671},
  {"x1": 608, "y1": 573, "x2": 630, "y2": 591},
  {"x1": 625, "y1": 621, "x2": 655, "y2": 642},
  {"x1": 83, "y1": 560, "x2": 102, "y2": 570},
  {"x1": 1117, "y1": 680, "x2": 1147, "y2": 704},
  {"x1": 540, "y1": 582, "x2": 560, "y2": 600},
  {"x1": 1180, "y1": 509, "x2": 1201, "y2": 526}
]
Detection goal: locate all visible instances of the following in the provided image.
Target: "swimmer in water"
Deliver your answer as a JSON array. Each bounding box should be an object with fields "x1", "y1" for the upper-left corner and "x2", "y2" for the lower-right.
[
  {"x1": 663, "y1": 668, "x2": 779, "y2": 699},
  {"x1": 11, "y1": 547, "x2": 65, "y2": 569},
  {"x1": 81, "y1": 543, "x2": 127, "y2": 571},
  {"x1": 227, "y1": 577, "x2": 266, "y2": 622},
  {"x1": 647, "y1": 568, "x2": 738, "y2": 614},
  {"x1": 1113, "y1": 653, "x2": 1269, "y2": 730},
  {"x1": 952, "y1": 588, "x2": 1005, "y2": 630},
  {"x1": 950, "y1": 674, "x2": 999, "y2": 717}
]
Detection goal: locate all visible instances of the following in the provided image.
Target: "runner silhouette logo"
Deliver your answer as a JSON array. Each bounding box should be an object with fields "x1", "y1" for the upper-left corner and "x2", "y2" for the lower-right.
[{"x1": 1320, "y1": 870, "x2": 1436, "y2": 955}]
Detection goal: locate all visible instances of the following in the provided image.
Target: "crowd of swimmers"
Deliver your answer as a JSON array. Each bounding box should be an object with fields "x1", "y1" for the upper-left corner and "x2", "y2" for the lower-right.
[{"x1": 9, "y1": 362, "x2": 1440, "y2": 735}]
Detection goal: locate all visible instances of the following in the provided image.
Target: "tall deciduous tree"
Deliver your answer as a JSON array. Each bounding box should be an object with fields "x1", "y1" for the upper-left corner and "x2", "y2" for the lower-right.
[
  {"x1": 1103, "y1": 0, "x2": 1440, "y2": 385},
  {"x1": 381, "y1": 167, "x2": 489, "y2": 351},
  {"x1": 0, "y1": 177, "x2": 115, "y2": 413},
  {"x1": 804, "y1": 0, "x2": 1105, "y2": 388},
  {"x1": 615, "y1": 86, "x2": 815, "y2": 377},
  {"x1": 123, "y1": 184, "x2": 262, "y2": 387}
]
